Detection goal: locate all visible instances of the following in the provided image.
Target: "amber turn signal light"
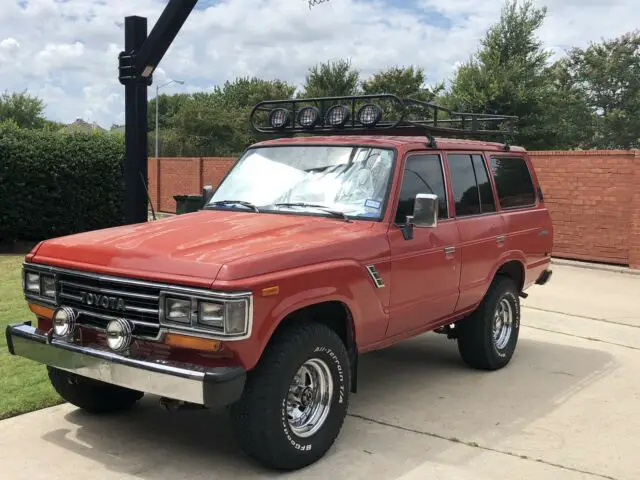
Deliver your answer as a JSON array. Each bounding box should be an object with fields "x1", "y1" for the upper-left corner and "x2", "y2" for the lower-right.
[
  {"x1": 28, "y1": 303, "x2": 54, "y2": 320},
  {"x1": 165, "y1": 333, "x2": 221, "y2": 352}
]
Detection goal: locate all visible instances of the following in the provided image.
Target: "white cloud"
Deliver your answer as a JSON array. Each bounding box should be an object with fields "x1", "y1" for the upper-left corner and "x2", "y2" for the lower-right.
[{"x1": 0, "y1": 0, "x2": 638, "y2": 128}]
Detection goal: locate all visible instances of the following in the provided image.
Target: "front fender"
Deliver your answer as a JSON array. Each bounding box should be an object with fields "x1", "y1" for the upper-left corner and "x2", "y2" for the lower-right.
[{"x1": 222, "y1": 260, "x2": 389, "y2": 371}]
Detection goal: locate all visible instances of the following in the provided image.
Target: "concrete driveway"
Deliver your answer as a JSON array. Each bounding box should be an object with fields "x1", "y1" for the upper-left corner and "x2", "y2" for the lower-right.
[{"x1": 1, "y1": 262, "x2": 638, "y2": 480}]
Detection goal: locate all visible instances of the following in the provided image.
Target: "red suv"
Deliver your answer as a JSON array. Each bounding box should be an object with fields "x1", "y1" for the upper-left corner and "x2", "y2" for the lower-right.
[{"x1": 6, "y1": 94, "x2": 553, "y2": 471}]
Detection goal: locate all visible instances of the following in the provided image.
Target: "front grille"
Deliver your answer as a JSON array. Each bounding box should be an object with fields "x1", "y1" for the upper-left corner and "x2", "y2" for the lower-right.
[{"x1": 57, "y1": 272, "x2": 161, "y2": 338}]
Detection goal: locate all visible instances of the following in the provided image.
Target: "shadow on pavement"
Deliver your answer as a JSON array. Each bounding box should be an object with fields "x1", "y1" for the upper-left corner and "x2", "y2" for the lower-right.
[{"x1": 40, "y1": 332, "x2": 617, "y2": 479}]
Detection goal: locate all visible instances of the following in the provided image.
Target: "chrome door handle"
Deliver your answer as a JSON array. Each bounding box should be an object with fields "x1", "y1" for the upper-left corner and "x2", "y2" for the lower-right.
[
  {"x1": 444, "y1": 246, "x2": 456, "y2": 255},
  {"x1": 496, "y1": 235, "x2": 505, "y2": 243}
]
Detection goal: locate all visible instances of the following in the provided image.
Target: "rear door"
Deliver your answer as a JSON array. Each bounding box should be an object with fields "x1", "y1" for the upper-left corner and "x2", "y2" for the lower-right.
[
  {"x1": 444, "y1": 152, "x2": 506, "y2": 312},
  {"x1": 488, "y1": 153, "x2": 553, "y2": 285},
  {"x1": 387, "y1": 152, "x2": 461, "y2": 337}
]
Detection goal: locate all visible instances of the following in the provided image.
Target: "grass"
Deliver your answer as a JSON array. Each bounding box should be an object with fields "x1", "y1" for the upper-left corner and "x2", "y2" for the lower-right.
[{"x1": 0, "y1": 255, "x2": 63, "y2": 420}]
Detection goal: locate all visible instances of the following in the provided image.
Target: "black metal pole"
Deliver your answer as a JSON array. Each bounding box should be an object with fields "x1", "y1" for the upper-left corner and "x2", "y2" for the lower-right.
[{"x1": 122, "y1": 16, "x2": 150, "y2": 225}]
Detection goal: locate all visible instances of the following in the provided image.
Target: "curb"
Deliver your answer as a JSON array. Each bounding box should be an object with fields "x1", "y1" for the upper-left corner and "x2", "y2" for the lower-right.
[{"x1": 551, "y1": 258, "x2": 640, "y2": 276}]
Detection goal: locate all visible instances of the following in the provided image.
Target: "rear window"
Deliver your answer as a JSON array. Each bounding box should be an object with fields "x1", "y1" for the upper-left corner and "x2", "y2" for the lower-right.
[{"x1": 490, "y1": 156, "x2": 536, "y2": 208}]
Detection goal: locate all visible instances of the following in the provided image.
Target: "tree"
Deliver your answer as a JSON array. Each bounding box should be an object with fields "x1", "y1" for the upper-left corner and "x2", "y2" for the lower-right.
[
  {"x1": 300, "y1": 59, "x2": 360, "y2": 97},
  {"x1": 361, "y1": 65, "x2": 445, "y2": 120},
  {"x1": 558, "y1": 30, "x2": 640, "y2": 149},
  {"x1": 446, "y1": 0, "x2": 559, "y2": 148},
  {"x1": 0, "y1": 90, "x2": 47, "y2": 129}
]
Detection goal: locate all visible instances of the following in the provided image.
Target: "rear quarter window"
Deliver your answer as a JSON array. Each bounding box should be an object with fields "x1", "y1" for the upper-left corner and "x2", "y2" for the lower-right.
[{"x1": 489, "y1": 156, "x2": 536, "y2": 209}]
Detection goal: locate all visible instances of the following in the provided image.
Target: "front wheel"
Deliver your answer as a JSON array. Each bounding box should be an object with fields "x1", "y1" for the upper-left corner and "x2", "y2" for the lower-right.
[
  {"x1": 230, "y1": 322, "x2": 350, "y2": 471},
  {"x1": 456, "y1": 276, "x2": 521, "y2": 370}
]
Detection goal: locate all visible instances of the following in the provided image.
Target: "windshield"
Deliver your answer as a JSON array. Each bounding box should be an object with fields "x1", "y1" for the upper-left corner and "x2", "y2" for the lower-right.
[{"x1": 207, "y1": 145, "x2": 395, "y2": 220}]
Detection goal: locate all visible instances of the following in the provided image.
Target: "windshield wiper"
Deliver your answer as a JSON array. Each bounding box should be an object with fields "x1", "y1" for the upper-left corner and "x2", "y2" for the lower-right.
[
  {"x1": 208, "y1": 200, "x2": 260, "y2": 212},
  {"x1": 273, "y1": 202, "x2": 351, "y2": 222}
]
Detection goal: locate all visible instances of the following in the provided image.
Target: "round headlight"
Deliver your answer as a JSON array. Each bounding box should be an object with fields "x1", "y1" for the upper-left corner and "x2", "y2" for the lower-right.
[
  {"x1": 325, "y1": 105, "x2": 351, "y2": 127},
  {"x1": 268, "y1": 108, "x2": 290, "y2": 129},
  {"x1": 297, "y1": 106, "x2": 320, "y2": 128},
  {"x1": 52, "y1": 307, "x2": 77, "y2": 337},
  {"x1": 106, "y1": 318, "x2": 133, "y2": 352},
  {"x1": 357, "y1": 103, "x2": 383, "y2": 127}
]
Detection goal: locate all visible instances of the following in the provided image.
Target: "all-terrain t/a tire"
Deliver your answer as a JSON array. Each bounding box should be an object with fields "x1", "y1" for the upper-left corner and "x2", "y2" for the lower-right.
[
  {"x1": 48, "y1": 367, "x2": 144, "y2": 414},
  {"x1": 456, "y1": 276, "x2": 520, "y2": 371},
  {"x1": 230, "y1": 322, "x2": 351, "y2": 471}
]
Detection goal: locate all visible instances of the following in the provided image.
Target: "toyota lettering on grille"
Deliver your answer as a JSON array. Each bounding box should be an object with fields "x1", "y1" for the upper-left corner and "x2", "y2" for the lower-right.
[{"x1": 80, "y1": 292, "x2": 126, "y2": 312}]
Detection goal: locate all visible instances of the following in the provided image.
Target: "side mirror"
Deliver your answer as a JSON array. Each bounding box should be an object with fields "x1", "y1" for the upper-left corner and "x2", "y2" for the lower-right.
[
  {"x1": 202, "y1": 184, "x2": 214, "y2": 206},
  {"x1": 411, "y1": 193, "x2": 438, "y2": 228}
]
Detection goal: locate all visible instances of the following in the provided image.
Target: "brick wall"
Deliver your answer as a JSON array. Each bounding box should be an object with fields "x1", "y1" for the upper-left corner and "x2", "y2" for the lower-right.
[
  {"x1": 529, "y1": 150, "x2": 638, "y2": 267},
  {"x1": 149, "y1": 151, "x2": 640, "y2": 269}
]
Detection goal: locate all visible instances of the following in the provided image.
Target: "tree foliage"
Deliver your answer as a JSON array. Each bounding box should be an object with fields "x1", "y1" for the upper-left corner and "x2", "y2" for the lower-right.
[
  {"x1": 300, "y1": 59, "x2": 360, "y2": 98},
  {"x1": 558, "y1": 30, "x2": 640, "y2": 149},
  {"x1": 0, "y1": 90, "x2": 47, "y2": 129}
]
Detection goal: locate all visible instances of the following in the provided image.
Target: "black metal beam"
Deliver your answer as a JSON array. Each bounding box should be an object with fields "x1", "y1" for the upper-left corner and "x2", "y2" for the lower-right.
[
  {"x1": 133, "y1": 0, "x2": 198, "y2": 79},
  {"x1": 122, "y1": 16, "x2": 150, "y2": 225}
]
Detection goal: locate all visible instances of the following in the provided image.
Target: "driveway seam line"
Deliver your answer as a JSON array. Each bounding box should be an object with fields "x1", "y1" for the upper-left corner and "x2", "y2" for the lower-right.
[
  {"x1": 523, "y1": 306, "x2": 640, "y2": 329},
  {"x1": 523, "y1": 325, "x2": 640, "y2": 351},
  {"x1": 347, "y1": 413, "x2": 619, "y2": 480}
]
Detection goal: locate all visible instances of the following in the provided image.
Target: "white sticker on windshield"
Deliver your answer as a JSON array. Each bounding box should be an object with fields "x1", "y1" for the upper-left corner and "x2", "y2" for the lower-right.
[{"x1": 365, "y1": 199, "x2": 381, "y2": 210}]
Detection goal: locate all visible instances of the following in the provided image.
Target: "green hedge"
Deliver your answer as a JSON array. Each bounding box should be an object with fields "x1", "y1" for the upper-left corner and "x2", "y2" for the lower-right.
[{"x1": 0, "y1": 122, "x2": 125, "y2": 243}]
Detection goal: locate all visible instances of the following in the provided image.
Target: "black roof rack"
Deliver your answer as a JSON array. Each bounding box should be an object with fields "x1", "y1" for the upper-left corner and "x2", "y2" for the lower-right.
[{"x1": 249, "y1": 94, "x2": 518, "y2": 147}]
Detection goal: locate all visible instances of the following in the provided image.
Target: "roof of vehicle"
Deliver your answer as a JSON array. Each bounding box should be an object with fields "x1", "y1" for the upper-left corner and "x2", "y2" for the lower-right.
[{"x1": 253, "y1": 135, "x2": 527, "y2": 153}]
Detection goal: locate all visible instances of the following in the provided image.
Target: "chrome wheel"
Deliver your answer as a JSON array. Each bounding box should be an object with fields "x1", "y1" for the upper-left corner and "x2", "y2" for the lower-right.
[
  {"x1": 286, "y1": 358, "x2": 334, "y2": 438},
  {"x1": 493, "y1": 298, "x2": 513, "y2": 350}
]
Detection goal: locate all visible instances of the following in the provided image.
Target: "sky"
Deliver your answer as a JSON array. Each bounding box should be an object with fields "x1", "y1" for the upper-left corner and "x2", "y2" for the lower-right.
[{"x1": 0, "y1": 0, "x2": 638, "y2": 128}]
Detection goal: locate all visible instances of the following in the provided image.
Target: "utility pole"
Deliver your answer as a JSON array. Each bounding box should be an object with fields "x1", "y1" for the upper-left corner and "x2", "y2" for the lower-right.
[
  {"x1": 155, "y1": 79, "x2": 184, "y2": 159},
  {"x1": 118, "y1": 0, "x2": 198, "y2": 225}
]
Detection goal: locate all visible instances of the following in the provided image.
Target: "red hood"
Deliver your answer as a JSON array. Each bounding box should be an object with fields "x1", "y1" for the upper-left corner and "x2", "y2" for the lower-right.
[{"x1": 32, "y1": 210, "x2": 388, "y2": 286}]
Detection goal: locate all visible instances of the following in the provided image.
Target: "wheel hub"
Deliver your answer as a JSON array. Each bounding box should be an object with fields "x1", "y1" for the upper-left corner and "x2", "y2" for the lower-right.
[
  {"x1": 492, "y1": 297, "x2": 514, "y2": 350},
  {"x1": 286, "y1": 358, "x2": 334, "y2": 438}
]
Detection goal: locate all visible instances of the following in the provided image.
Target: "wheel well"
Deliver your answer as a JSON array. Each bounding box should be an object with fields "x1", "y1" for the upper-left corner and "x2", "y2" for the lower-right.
[
  {"x1": 271, "y1": 301, "x2": 358, "y2": 393},
  {"x1": 495, "y1": 260, "x2": 525, "y2": 292}
]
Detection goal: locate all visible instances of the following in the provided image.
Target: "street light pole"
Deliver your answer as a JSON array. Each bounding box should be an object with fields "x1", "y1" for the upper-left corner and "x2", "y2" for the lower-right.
[{"x1": 155, "y1": 79, "x2": 184, "y2": 158}]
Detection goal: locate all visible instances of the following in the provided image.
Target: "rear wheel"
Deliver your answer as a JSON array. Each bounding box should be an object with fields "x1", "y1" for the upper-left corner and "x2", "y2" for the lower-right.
[
  {"x1": 230, "y1": 322, "x2": 350, "y2": 471},
  {"x1": 48, "y1": 367, "x2": 144, "y2": 414},
  {"x1": 456, "y1": 276, "x2": 520, "y2": 370}
]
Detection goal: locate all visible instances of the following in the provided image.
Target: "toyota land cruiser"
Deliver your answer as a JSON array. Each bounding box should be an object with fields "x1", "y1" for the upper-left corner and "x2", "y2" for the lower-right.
[{"x1": 6, "y1": 94, "x2": 553, "y2": 471}]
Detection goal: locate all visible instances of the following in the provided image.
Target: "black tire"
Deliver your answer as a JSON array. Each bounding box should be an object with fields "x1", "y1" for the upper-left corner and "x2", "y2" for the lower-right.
[
  {"x1": 230, "y1": 322, "x2": 350, "y2": 471},
  {"x1": 456, "y1": 276, "x2": 520, "y2": 370},
  {"x1": 48, "y1": 367, "x2": 144, "y2": 414}
]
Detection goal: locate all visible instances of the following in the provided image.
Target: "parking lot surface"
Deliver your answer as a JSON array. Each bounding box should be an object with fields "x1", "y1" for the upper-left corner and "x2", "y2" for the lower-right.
[{"x1": 1, "y1": 263, "x2": 638, "y2": 480}]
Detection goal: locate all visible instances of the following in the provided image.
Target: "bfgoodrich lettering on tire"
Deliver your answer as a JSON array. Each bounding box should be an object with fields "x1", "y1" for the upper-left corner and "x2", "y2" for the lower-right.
[
  {"x1": 456, "y1": 276, "x2": 520, "y2": 370},
  {"x1": 229, "y1": 322, "x2": 350, "y2": 470}
]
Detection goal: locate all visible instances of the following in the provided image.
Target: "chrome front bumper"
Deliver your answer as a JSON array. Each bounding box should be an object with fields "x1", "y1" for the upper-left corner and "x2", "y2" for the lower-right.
[{"x1": 5, "y1": 323, "x2": 246, "y2": 408}]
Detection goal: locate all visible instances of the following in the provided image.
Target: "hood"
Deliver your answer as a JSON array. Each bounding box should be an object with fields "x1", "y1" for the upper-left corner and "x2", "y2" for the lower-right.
[{"x1": 32, "y1": 210, "x2": 387, "y2": 285}]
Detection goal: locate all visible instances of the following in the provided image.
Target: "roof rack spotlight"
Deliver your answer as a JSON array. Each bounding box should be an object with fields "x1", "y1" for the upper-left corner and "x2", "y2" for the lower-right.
[
  {"x1": 248, "y1": 94, "x2": 517, "y2": 140},
  {"x1": 297, "y1": 106, "x2": 321, "y2": 128},
  {"x1": 325, "y1": 105, "x2": 351, "y2": 127},
  {"x1": 357, "y1": 103, "x2": 382, "y2": 127},
  {"x1": 268, "y1": 108, "x2": 291, "y2": 129}
]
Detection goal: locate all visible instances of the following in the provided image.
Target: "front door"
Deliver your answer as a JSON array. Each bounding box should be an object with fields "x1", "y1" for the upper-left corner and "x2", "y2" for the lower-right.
[{"x1": 387, "y1": 152, "x2": 461, "y2": 337}]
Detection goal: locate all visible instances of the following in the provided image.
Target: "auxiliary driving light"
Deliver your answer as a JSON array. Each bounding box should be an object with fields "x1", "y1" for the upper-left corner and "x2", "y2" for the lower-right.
[
  {"x1": 357, "y1": 103, "x2": 382, "y2": 127},
  {"x1": 269, "y1": 108, "x2": 291, "y2": 129},
  {"x1": 106, "y1": 318, "x2": 133, "y2": 352},
  {"x1": 52, "y1": 306, "x2": 77, "y2": 337},
  {"x1": 297, "y1": 106, "x2": 320, "y2": 128},
  {"x1": 325, "y1": 105, "x2": 351, "y2": 127}
]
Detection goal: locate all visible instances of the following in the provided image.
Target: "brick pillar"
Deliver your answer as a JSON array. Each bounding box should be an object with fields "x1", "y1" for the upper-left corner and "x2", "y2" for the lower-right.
[{"x1": 630, "y1": 150, "x2": 640, "y2": 269}]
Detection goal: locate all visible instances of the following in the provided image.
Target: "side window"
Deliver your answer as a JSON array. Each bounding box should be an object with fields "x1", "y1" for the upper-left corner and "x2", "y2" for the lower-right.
[
  {"x1": 447, "y1": 154, "x2": 481, "y2": 217},
  {"x1": 395, "y1": 154, "x2": 448, "y2": 223},
  {"x1": 448, "y1": 153, "x2": 497, "y2": 217},
  {"x1": 472, "y1": 154, "x2": 496, "y2": 213},
  {"x1": 490, "y1": 156, "x2": 536, "y2": 208}
]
